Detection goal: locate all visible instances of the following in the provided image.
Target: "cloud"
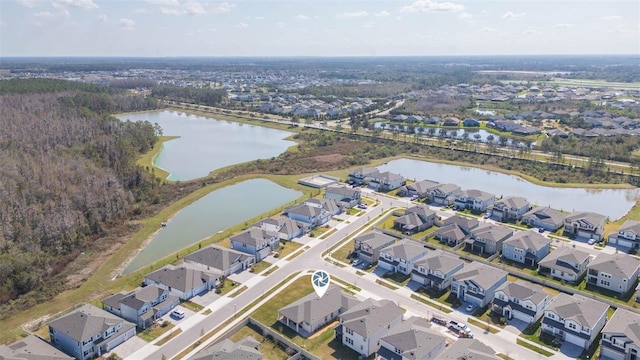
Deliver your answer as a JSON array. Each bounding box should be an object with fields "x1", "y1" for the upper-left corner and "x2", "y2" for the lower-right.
[
  {"x1": 276, "y1": 21, "x2": 285, "y2": 28},
  {"x1": 401, "y1": 0, "x2": 464, "y2": 13},
  {"x1": 210, "y1": 2, "x2": 234, "y2": 14},
  {"x1": 19, "y1": 0, "x2": 40, "y2": 8},
  {"x1": 0, "y1": 20, "x2": 5, "y2": 27},
  {"x1": 336, "y1": 11, "x2": 368, "y2": 19},
  {"x1": 234, "y1": 22, "x2": 249, "y2": 29},
  {"x1": 554, "y1": 23, "x2": 573, "y2": 29},
  {"x1": 295, "y1": 14, "x2": 309, "y2": 20},
  {"x1": 53, "y1": 0, "x2": 98, "y2": 9},
  {"x1": 160, "y1": 7, "x2": 182, "y2": 15},
  {"x1": 98, "y1": 14, "x2": 108, "y2": 22},
  {"x1": 32, "y1": 9, "x2": 70, "y2": 26},
  {"x1": 524, "y1": 27, "x2": 541, "y2": 35},
  {"x1": 501, "y1": 11, "x2": 525, "y2": 20},
  {"x1": 119, "y1": 18, "x2": 135, "y2": 30},
  {"x1": 183, "y1": 1, "x2": 206, "y2": 15},
  {"x1": 146, "y1": 0, "x2": 179, "y2": 5},
  {"x1": 363, "y1": 22, "x2": 374, "y2": 28},
  {"x1": 373, "y1": 10, "x2": 390, "y2": 17},
  {"x1": 457, "y1": 12, "x2": 472, "y2": 20},
  {"x1": 601, "y1": 15, "x2": 622, "y2": 21},
  {"x1": 480, "y1": 26, "x2": 495, "y2": 32}
]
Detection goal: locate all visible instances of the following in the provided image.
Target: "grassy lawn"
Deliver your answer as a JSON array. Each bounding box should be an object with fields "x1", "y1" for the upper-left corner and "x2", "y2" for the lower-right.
[
  {"x1": 309, "y1": 225, "x2": 331, "y2": 238},
  {"x1": 516, "y1": 339, "x2": 554, "y2": 357},
  {"x1": 331, "y1": 276, "x2": 362, "y2": 293},
  {"x1": 580, "y1": 334, "x2": 601, "y2": 360},
  {"x1": 278, "y1": 240, "x2": 303, "y2": 259},
  {"x1": 286, "y1": 249, "x2": 305, "y2": 261},
  {"x1": 473, "y1": 306, "x2": 507, "y2": 329},
  {"x1": 377, "y1": 215, "x2": 399, "y2": 231},
  {"x1": 203, "y1": 309, "x2": 212, "y2": 315},
  {"x1": 217, "y1": 279, "x2": 242, "y2": 296},
  {"x1": 229, "y1": 285, "x2": 248, "y2": 298},
  {"x1": 382, "y1": 271, "x2": 412, "y2": 286},
  {"x1": 155, "y1": 328, "x2": 182, "y2": 346},
  {"x1": 520, "y1": 321, "x2": 559, "y2": 351},
  {"x1": 410, "y1": 294, "x2": 453, "y2": 313},
  {"x1": 138, "y1": 322, "x2": 175, "y2": 342},
  {"x1": 228, "y1": 325, "x2": 289, "y2": 360},
  {"x1": 136, "y1": 135, "x2": 179, "y2": 181},
  {"x1": 181, "y1": 300, "x2": 204, "y2": 312},
  {"x1": 319, "y1": 228, "x2": 338, "y2": 239},
  {"x1": 375, "y1": 279, "x2": 398, "y2": 290},
  {"x1": 251, "y1": 261, "x2": 272, "y2": 274},
  {"x1": 331, "y1": 239, "x2": 354, "y2": 263},
  {"x1": 467, "y1": 317, "x2": 500, "y2": 334},
  {"x1": 262, "y1": 266, "x2": 279, "y2": 277}
]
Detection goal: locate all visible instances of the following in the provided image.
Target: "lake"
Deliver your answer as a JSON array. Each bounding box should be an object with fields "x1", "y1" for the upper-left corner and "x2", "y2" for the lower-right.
[
  {"x1": 378, "y1": 158, "x2": 639, "y2": 220},
  {"x1": 123, "y1": 179, "x2": 301, "y2": 274},
  {"x1": 117, "y1": 110, "x2": 295, "y2": 181}
]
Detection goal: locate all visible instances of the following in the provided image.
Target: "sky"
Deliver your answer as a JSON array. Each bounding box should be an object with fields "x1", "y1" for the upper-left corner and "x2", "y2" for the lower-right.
[{"x1": 0, "y1": 0, "x2": 639, "y2": 57}]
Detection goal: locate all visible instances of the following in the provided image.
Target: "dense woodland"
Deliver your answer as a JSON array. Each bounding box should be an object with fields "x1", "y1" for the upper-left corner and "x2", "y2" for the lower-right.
[
  {"x1": 0, "y1": 80, "x2": 161, "y2": 306},
  {"x1": 152, "y1": 85, "x2": 228, "y2": 106}
]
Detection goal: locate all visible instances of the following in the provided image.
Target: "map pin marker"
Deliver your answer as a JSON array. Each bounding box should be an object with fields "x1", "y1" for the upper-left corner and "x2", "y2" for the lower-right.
[{"x1": 311, "y1": 270, "x2": 330, "y2": 298}]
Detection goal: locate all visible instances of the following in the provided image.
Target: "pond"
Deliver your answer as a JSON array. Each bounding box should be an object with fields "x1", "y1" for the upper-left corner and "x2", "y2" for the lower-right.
[
  {"x1": 117, "y1": 110, "x2": 295, "y2": 181},
  {"x1": 378, "y1": 158, "x2": 639, "y2": 220},
  {"x1": 123, "y1": 179, "x2": 302, "y2": 274}
]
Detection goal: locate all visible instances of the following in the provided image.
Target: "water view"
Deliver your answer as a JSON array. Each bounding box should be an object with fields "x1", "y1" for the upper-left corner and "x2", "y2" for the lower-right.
[
  {"x1": 123, "y1": 179, "x2": 301, "y2": 274},
  {"x1": 117, "y1": 110, "x2": 295, "y2": 181},
  {"x1": 379, "y1": 158, "x2": 639, "y2": 220}
]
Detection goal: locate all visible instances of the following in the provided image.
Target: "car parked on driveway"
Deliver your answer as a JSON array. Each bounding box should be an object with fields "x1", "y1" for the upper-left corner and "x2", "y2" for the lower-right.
[
  {"x1": 588, "y1": 238, "x2": 597, "y2": 245},
  {"x1": 466, "y1": 304, "x2": 477, "y2": 313},
  {"x1": 171, "y1": 309, "x2": 185, "y2": 319}
]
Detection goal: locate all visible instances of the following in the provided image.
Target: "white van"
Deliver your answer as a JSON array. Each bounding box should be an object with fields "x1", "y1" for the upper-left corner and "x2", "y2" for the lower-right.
[{"x1": 171, "y1": 309, "x2": 185, "y2": 319}]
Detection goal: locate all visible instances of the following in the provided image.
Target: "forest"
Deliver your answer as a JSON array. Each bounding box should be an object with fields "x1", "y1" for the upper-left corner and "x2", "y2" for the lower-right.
[{"x1": 0, "y1": 80, "x2": 161, "y2": 307}]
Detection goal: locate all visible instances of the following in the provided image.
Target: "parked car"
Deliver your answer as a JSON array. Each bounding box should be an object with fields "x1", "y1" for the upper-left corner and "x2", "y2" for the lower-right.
[
  {"x1": 483, "y1": 212, "x2": 491, "y2": 219},
  {"x1": 357, "y1": 203, "x2": 368, "y2": 209},
  {"x1": 352, "y1": 258, "x2": 362, "y2": 267},
  {"x1": 466, "y1": 304, "x2": 478, "y2": 313},
  {"x1": 449, "y1": 321, "x2": 473, "y2": 337},
  {"x1": 588, "y1": 238, "x2": 597, "y2": 245},
  {"x1": 538, "y1": 228, "x2": 545, "y2": 233},
  {"x1": 431, "y1": 316, "x2": 447, "y2": 326},
  {"x1": 171, "y1": 309, "x2": 185, "y2": 319}
]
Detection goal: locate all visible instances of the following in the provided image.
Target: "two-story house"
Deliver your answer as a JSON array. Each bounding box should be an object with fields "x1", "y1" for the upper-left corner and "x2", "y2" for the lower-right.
[
  {"x1": 522, "y1": 206, "x2": 568, "y2": 232},
  {"x1": 428, "y1": 183, "x2": 461, "y2": 206},
  {"x1": 466, "y1": 224, "x2": 514, "y2": 255},
  {"x1": 538, "y1": 247, "x2": 592, "y2": 284},
  {"x1": 324, "y1": 186, "x2": 361, "y2": 208},
  {"x1": 563, "y1": 211, "x2": 607, "y2": 241},
  {"x1": 542, "y1": 293, "x2": 608, "y2": 350},
  {"x1": 101, "y1": 285, "x2": 180, "y2": 329},
  {"x1": 492, "y1": 281, "x2": 550, "y2": 325},
  {"x1": 230, "y1": 227, "x2": 280, "y2": 261},
  {"x1": 378, "y1": 239, "x2": 428, "y2": 275},
  {"x1": 255, "y1": 216, "x2": 304, "y2": 240},
  {"x1": 377, "y1": 317, "x2": 447, "y2": 360},
  {"x1": 600, "y1": 308, "x2": 640, "y2": 360},
  {"x1": 191, "y1": 336, "x2": 263, "y2": 360},
  {"x1": 278, "y1": 285, "x2": 360, "y2": 337},
  {"x1": 491, "y1": 196, "x2": 532, "y2": 221},
  {"x1": 587, "y1": 253, "x2": 640, "y2": 296},
  {"x1": 48, "y1": 304, "x2": 136, "y2": 360},
  {"x1": 335, "y1": 298, "x2": 404, "y2": 357},
  {"x1": 609, "y1": 220, "x2": 640, "y2": 250},
  {"x1": 451, "y1": 262, "x2": 508, "y2": 308},
  {"x1": 184, "y1": 244, "x2": 255, "y2": 276},
  {"x1": 348, "y1": 167, "x2": 378, "y2": 185},
  {"x1": 368, "y1": 171, "x2": 406, "y2": 192},
  {"x1": 0, "y1": 335, "x2": 73, "y2": 360},
  {"x1": 434, "y1": 223, "x2": 468, "y2": 247},
  {"x1": 143, "y1": 264, "x2": 219, "y2": 300},
  {"x1": 501, "y1": 230, "x2": 551, "y2": 268},
  {"x1": 397, "y1": 179, "x2": 440, "y2": 199},
  {"x1": 411, "y1": 250, "x2": 465, "y2": 292},
  {"x1": 393, "y1": 205, "x2": 436, "y2": 235},
  {"x1": 353, "y1": 231, "x2": 396, "y2": 265},
  {"x1": 454, "y1": 189, "x2": 496, "y2": 212}
]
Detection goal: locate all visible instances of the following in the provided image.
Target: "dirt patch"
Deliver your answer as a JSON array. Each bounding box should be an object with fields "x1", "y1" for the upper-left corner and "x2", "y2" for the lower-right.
[
  {"x1": 312, "y1": 154, "x2": 346, "y2": 164},
  {"x1": 308, "y1": 320, "x2": 339, "y2": 339}
]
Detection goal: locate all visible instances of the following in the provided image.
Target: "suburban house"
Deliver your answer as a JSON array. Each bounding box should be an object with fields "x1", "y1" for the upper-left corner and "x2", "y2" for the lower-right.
[
  {"x1": 278, "y1": 285, "x2": 359, "y2": 337},
  {"x1": 428, "y1": 183, "x2": 461, "y2": 206},
  {"x1": 393, "y1": 205, "x2": 437, "y2": 234},
  {"x1": 609, "y1": 220, "x2": 640, "y2": 249},
  {"x1": 353, "y1": 231, "x2": 396, "y2": 264},
  {"x1": 368, "y1": 171, "x2": 406, "y2": 192},
  {"x1": 378, "y1": 239, "x2": 428, "y2": 275},
  {"x1": 377, "y1": 317, "x2": 447, "y2": 360},
  {"x1": 143, "y1": 264, "x2": 219, "y2": 300},
  {"x1": 397, "y1": 179, "x2": 439, "y2": 198},
  {"x1": 184, "y1": 244, "x2": 255, "y2": 276},
  {"x1": 563, "y1": 211, "x2": 607, "y2": 241},
  {"x1": 501, "y1": 230, "x2": 551, "y2": 268},
  {"x1": 434, "y1": 223, "x2": 468, "y2": 247},
  {"x1": 466, "y1": 224, "x2": 513, "y2": 255},
  {"x1": 538, "y1": 247, "x2": 592, "y2": 284},
  {"x1": 335, "y1": 298, "x2": 404, "y2": 357},
  {"x1": 454, "y1": 189, "x2": 496, "y2": 212},
  {"x1": 324, "y1": 186, "x2": 361, "y2": 208},
  {"x1": 541, "y1": 293, "x2": 608, "y2": 350},
  {"x1": 463, "y1": 118, "x2": 480, "y2": 127},
  {"x1": 285, "y1": 200, "x2": 338, "y2": 229},
  {"x1": 442, "y1": 117, "x2": 460, "y2": 126},
  {"x1": 491, "y1": 196, "x2": 531, "y2": 221},
  {"x1": 444, "y1": 214, "x2": 480, "y2": 234},
  {"x1": 522, "y1": 206, "x2": 568, "y2": 231},
  {"x1": 48, "y1": 304, "x2": 136, "y2": 360},
  {"x1": 101, "y1": 284, "x2": 180, "y2": 329},
  {"x1": 411, "y1": 249, "x2": 465, "y2": 292},
  {"x1": 0, "y1": 334, "x2": 73, "y2": 360},
  {"x1": 191, "y1": 336, "x2": 263, "y2": 360},
  {"x1": 451, "y1": 262, "x2": 508, "y2": 308},
  {"x1": 492, "y1": 281, "x2": 550, "y2": 325},
  {"x1": 600, "y1": 308, "x2": 640, "y2": 360},
  {"x1": 434, "y1": 339, "x2": 499, "y2": 360},
  {"x1": 348, "y1": 167, "x2": 378, "y2": 185},
  {"x1": 230, "y1": 227, "x2": 280, "y2": 261},
  {"x1": 587, "y1": 253, "x2": 640, "y2": 295},
  {"x1": 255, "y1": 216, "x2": 304, "y2": 240}
]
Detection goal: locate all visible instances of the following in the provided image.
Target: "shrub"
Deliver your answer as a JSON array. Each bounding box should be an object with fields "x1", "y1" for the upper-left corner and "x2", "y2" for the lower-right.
[{"x1": 161, "y1": 320, "x2": 170, "y2": 328}]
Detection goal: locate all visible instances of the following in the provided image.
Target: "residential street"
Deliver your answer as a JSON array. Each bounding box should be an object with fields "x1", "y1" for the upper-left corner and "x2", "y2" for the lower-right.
[{"x1": 128, "y1": 191, "x2": 585, "y2": 360}]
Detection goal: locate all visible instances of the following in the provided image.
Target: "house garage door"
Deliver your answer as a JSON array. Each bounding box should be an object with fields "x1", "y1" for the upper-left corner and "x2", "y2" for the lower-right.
[
  {"x1": 564, "y1": 332, "x2": 588, "y2": 350},
  {"x1": 513, "y1": 311, "x2": 534, "y2": 324},
  {"x1": 613, "y1": 237, "x2": 635, "y2": 248}
]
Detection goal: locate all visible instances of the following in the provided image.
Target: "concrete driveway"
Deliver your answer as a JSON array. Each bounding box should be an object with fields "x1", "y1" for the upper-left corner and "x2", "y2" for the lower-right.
[
  {"x1": 105, "y1": 335, "x2": 147, "y2": 359},
  {"x1": 559, "y1": 341, "x2": 584, "y2": 358},
  {"x1": 191, "y1": 289, "x2": 221, "y2": 307}
]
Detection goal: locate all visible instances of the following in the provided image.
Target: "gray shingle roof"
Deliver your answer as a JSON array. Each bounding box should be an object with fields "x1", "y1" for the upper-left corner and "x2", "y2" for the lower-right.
[
  {"x1": 435, "y1": 338, "x2": 498, "y2": 360},
  {"x1": 406, "y1": 205, "x2": 435, "y2": 219},
  {"x1": 406, "y1": 179, "x2": 439, "y2": 193},
  {"x1": 278, "y1": 285, "x2": 359, "y2": 325},
  {"x1": 340, "y1": 299, "x2": 403, "y2": 338},
  {"x1": 546, "y1": 293, "x2": 608, "y2": 329},
  {"x1": 503, "y1": 230, "x2": 551, "y2": 252},
  {"x1": 619, "y1": 220, "x2": 640, "y2": 235},
  {"x1": 184, "y1": 245, "x2": 253, "y2": 272},
  {"x1": 0, "y1": 335, "x2": 73, "y2": 360},
  {"x1": 191, "y1": 336, "x2": 263, "y2": 360},
  {"x1": 588, "y1": 252, "x2": 640, "y2": 279},
  {"x1": 380, "y1": 317, "x2": 447, "y2": 360},
  {"x1": 564, "y1": 211, "x2": 607, "y2": 227},
  {"x1": 48, "y1": 304, "x2": 135, "y2": 343},
  {"x1": 537, "y1": 247, "x2": 591, "y2": 276},
  {"x1": 496, "y1": 281, "x2": 549, "y2": 305},
  {"x1": 523, "y1": 206, "x2": 567, "y2": 226},
  {"x1": 452, "y1": 262, "x2": 507, "y2": 290},
  {"x1": 444, "y1": 215, "x2": 479, "y2": 231},
  {"x1": 145, "y1": 264, "x2": 218, "y2": 293},
  {"x1": 230, "y1": 227, "x2": 277, "y2": 247},
  {"x1": 414, "y1": 249, "x2": 464, "y2": 274},
  {"x1": 380, "y1": 239, "x2": 426, "y2": 261},
  {"x1": 354, "y1": 232, "x2": 396, "y2": 251},
  {"x1": 462, "y1": 189, "x2": 495, "y2": 201},
  {"x1": 435, "y1": 224, "x2": 467, "y2": 242},
  {"x1": 471, "y1": 224, "x2": 513, "y2": 242},
  {"x1": 494, "y1": 196, "x2": 529, "y2": 210},
  {"x1": 432, "y1": 183, "x2": 460, "y2": 195},
  {"x1": 326, "y1": 186, "x2": 360, "y2": 198},
  {"x1": 602, "y1": 308, "x2": 640, "y2": 346}
]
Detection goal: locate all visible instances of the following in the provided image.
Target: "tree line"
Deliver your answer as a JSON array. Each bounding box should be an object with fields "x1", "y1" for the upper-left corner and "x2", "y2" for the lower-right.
[{"x1": 152, "y1": 85, "x2": 228, "y2": 106}]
